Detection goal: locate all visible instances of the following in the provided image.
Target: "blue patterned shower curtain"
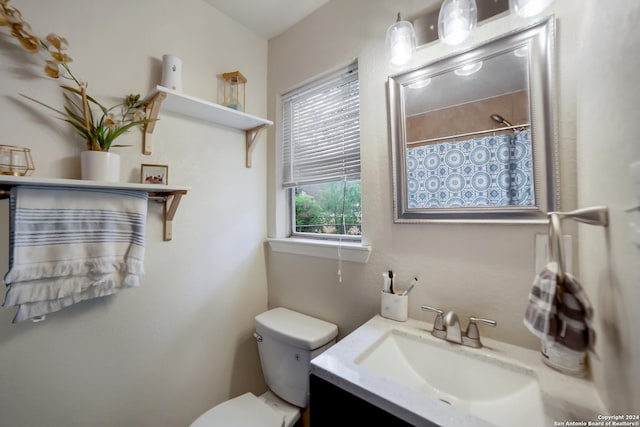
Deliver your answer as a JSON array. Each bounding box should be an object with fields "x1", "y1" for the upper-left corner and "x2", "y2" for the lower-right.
[{"x1": 405, "y1": 130, "x2": 533, "y2": 208}]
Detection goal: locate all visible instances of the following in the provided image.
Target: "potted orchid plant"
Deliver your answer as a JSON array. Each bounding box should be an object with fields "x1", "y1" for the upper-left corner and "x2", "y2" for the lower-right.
[{"x1": 0, "y1": 0, "x2": 155, "y2": 181}]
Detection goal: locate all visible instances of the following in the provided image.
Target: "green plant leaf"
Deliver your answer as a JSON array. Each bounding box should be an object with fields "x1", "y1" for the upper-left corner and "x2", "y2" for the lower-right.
[
  {"x1": 63, "y1": 93, "x2": 84, "y2": 116},
  {"x1": 63, "y1": 105, "x2": 87, "y2": 128},
  {"x1": 60, "y1": 85, "x2": 109, "y2": 117},
  {"x1": 102, "y1": 118, "x2": 156, "y2": 147},
  {"x1": 20, "y1": 93, "x2": 67, "y2": 117},
  {"x1": 61, "y1": 119, "x2": 91, "y2": 140}
]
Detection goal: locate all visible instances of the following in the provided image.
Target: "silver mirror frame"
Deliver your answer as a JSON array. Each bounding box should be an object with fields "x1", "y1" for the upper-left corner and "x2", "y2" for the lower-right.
[{"x1": 389, "y1": 16, "x2": 559, "y2": 223}]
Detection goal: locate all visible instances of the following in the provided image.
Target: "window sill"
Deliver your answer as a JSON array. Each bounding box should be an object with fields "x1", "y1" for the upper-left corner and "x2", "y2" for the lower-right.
[{"x1": 267, "y1": 238, "x2": 371, "y2": 263}]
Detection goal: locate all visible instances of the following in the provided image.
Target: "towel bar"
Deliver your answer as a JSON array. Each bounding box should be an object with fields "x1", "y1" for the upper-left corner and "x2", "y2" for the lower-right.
[
  {"x1": 0, "y1": 177, "x2": 190, "y2": 241},
  {"x1": 548, "y1": 206, "x2": 609, "y2": 227},
  {"x1": 547, "y1": 206, "x2": 609, "y2": 279}
]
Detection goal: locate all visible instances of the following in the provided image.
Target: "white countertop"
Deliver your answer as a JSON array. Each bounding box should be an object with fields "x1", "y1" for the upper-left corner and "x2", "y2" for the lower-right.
[{"x1": 310, "y1": 314, "x2": 606, "y2": 427}]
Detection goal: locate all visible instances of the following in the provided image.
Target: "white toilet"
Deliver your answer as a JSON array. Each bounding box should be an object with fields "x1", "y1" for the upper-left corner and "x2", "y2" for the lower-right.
[{"x1": 189, "y1": 307, "x2": 338, "y2": 427}]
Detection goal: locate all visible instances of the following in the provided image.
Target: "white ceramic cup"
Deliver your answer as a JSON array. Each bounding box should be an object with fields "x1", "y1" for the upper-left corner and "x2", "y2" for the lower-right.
[{"x1": 380, "y1": 291, "x2": 408, "y2": 322}]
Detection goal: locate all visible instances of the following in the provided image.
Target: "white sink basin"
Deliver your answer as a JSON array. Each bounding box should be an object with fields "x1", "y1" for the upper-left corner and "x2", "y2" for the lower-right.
[
  {"x1": 354, "y1": 329, "x2": 545, "y2": 427},
  {"x1": 310, "y1": 315, "x2": 606, "y2": 427}
]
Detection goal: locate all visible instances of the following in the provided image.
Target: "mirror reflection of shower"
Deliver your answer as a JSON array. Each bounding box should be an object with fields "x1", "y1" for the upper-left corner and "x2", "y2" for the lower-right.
[
  {"x1": 490, "y1": 113, "x2": 513, "y2": 128},
  {"x1": 490, "y1": 113, "x2": 528, "y2": 132}
]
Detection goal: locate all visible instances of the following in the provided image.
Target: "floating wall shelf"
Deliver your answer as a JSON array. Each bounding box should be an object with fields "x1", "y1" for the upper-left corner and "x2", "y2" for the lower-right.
[
  {"x1": 0, "y1": 175, "x2": 191, "y2": 241},
  {"x1": 143, "y1": 86, "x2": 273, "y2": 167}
]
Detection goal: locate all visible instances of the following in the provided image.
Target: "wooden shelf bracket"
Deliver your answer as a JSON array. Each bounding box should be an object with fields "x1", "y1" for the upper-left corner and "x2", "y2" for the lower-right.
[
  {"x1": 141, "y1": 86, "x2": 273, "y2": 165},
  {"x1": 161, "y1": 191, "x2": 186, "y2": 241},
  {"x1": 246, "y1": 124, "x2": 267, "y2": 168},
  {"x1": 143, "y1": 91, "x2": 167, "y2": 155}
]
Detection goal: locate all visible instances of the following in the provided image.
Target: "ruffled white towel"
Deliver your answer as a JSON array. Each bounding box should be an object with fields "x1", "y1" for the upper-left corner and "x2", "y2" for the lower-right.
[{"x1": 2, "y1": 186, "x2": 148, "y2": 322}]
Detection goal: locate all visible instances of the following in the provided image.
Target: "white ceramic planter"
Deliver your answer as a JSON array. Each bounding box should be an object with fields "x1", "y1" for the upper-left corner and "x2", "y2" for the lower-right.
[{"x1": 80, "y1": 150, "x2": 120, "y2": 182}]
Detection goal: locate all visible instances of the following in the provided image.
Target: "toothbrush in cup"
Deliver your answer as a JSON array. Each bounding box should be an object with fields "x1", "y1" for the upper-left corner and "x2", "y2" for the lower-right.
[{"x1": 402, "y1": 277, "x2": 418, "y2": 296}]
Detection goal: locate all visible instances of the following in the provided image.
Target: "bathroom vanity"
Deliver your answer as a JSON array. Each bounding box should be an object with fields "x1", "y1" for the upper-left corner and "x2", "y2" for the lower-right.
[
  {"x1": 310, "y1": 373, "x2": 416, "y2": 426},
  {"x1": 309, "y1": 315, "x2": 606, "y2": 427}
]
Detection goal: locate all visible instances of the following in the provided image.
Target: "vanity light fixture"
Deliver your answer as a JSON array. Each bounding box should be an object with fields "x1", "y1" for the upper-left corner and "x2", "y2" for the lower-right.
[
  {"x1": 437, "y1": 0, "x2": 478, "y2": 46},
  {"x1": 509, "y1": 0, "x2": 554, "y2": 17},
  {"x1": 454, "y1": 60, "x2": 483, "y2": 76},
  {"x1": 385, "y1": 12, "x2": 417, "y2": 68}
]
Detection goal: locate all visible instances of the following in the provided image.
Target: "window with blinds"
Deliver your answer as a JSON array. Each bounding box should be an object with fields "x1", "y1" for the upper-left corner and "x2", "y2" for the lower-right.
[{"x1": 281, "y1": 64, "x2": 361, "y2": 239}]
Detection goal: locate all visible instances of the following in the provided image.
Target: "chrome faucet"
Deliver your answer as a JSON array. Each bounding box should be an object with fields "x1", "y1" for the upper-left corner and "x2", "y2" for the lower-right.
[
  {"x1": 443, "y1": 311, "x2": 462, "y2": 344},
  {"x1": 421, "y1": 305, "x2": 496, "y2": 349},
  {"x1": 420, "y1": 305, "x2": 446, "y2": 339},
  {"x1": 462, "y1": 317, "x2": 497, "y2": 348}
]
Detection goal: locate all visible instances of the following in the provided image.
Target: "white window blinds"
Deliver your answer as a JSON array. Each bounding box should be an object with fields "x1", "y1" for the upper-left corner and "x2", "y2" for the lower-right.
[{"x1": 282, "y1": 65, "x2": 360, "y2": 188}]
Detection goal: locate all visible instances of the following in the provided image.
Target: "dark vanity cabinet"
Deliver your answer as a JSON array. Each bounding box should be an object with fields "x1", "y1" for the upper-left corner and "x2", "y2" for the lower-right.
[{"x1": 309, "y1": 374, "x2": 417, "y2": 426}]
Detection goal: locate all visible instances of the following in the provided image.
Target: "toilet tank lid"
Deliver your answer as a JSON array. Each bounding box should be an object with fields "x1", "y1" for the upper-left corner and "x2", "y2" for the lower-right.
[{"x1": 255, "y1": 307, "x2": 338, "y2": 350}]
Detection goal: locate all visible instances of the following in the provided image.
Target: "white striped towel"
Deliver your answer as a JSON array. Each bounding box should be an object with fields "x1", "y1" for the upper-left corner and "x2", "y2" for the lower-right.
[{"x1": 2, "y1": 186, "x2": 148, "y2": 322}]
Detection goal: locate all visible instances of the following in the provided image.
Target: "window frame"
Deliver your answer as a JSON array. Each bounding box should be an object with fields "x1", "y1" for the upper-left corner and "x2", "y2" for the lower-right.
[
  {"x1": 289, "y1": 181, "x2": 362, "y2": 242},
  {"x1": 281, "y1": 63, "x2": 362, "y2": 242}
]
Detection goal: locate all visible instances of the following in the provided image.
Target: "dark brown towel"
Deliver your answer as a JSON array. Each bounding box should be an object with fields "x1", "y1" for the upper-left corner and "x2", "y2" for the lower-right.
[{"x1": 524, "y1": 262, "x2": 595, "y2": 352}]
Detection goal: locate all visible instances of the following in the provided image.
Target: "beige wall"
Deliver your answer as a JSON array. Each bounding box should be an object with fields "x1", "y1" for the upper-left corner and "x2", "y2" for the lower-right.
[
  {"x1": 1, "y1": 0, "x2": 636, "y2": 424},
  {"x1": 267, "y1": 0, "x2": 640, "y2": 415},
  {"x1": 576, "y1": 1, "x2": 640, "y2": 413},
  {"x1": 267, "y1": 0, "x2": 581, "y2": 350},
  {"x1": 0, "y1": 1, "x2": 269, "y2": 426}
]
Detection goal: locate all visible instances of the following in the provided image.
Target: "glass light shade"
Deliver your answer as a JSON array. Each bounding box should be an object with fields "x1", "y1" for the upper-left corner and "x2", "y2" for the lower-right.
[
  {"x1": 438, "y1": 0, "x2": 478, "y2": 46},
  {"x1": 509, "y1": 0, "x2": 554, "y2": 17},
  {"x1": 385, "y1": 17, "x2": 416, "y2": 68}
]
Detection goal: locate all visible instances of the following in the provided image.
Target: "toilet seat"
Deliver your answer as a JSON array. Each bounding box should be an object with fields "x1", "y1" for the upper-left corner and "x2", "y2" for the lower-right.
[{"x1": 189, "y1": 392, "x2": 284, "y2": 427}]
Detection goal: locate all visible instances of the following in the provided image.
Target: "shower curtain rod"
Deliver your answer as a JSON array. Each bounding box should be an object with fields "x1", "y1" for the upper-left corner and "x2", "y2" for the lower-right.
[{"x1": 407, "y1": 123, "x2": 530, "y2": 147}]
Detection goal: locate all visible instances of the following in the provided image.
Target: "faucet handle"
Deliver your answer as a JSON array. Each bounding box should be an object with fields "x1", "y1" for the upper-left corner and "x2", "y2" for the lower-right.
[
  {"x1": 463, "y1": 316, "x2": 497, "y2": 348},
  {"x1": 420, "y1": 305, "x2": 446, "y2": 339}
]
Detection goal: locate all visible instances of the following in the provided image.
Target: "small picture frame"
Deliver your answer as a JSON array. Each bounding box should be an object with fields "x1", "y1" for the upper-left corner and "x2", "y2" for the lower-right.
[{"x1": 140, "y1": 163, "x2": 168, "y2": 185}]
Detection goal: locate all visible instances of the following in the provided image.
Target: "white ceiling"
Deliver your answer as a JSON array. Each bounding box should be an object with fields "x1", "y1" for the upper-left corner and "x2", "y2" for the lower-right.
[{"x1": 202, "y1": 0, "x2": 330, "y2": 40}]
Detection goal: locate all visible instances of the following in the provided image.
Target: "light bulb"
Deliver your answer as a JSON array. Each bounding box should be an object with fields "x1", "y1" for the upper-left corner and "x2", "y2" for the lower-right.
[
  {"x1": 513, "y1": 45, "x2": 529, "y2": 57},
  {"x1": 509, "y1": 0, "x2": 554, "y2": 18},
  {"x1": 408, "y1": 78, "x2": 432, "y2": 89},
  {"x1": 454, "y1": 61, "x2": 483, "y2": 76},
  {"x1": 443, "y1": 15, "x2": 470, "y2": 45},
  {"x1": 438, "y1": 0, "x2": 477, "y2": 46},
  {"x1": 385, "y1": 14, "x2": 416, "y2": 68}
]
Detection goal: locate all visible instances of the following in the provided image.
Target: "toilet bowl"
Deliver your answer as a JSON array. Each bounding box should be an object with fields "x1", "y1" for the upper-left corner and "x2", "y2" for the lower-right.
[
  {"x1": 189, "y1": 307, "x2": 338, "y2": 427},
  {"x1": 190, "y1": 391, "x2": 299, "y2": 427}
]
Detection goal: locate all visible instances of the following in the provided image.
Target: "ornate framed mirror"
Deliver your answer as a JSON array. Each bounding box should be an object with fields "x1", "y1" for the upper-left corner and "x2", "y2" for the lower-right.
[{"x1": 389, "y1": 16, "x2": 558, "y2": 223}]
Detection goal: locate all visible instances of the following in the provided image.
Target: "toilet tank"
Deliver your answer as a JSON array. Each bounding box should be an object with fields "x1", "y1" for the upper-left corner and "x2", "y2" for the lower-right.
[{"x1": 255, "y1": 307, "x2": 338, "y2": 408}]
